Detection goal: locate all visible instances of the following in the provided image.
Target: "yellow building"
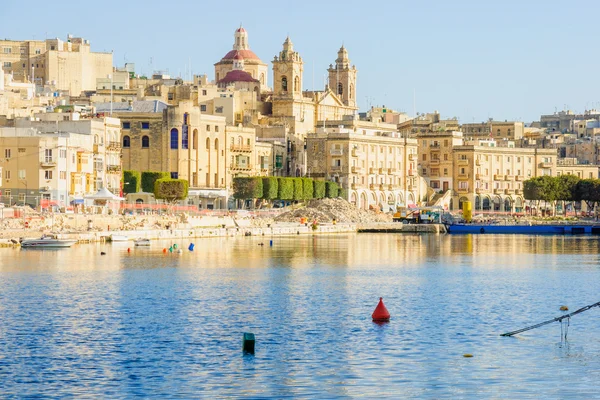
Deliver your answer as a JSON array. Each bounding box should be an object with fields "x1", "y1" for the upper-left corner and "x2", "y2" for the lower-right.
[
  {"x1": 461, "y1": 120, "x2": 524, "y2": 140},
  {"x1": 306, "y1": 118, "x2": 421, "y2": 211},
  {"x1": 556, "y1": 158, "x2": 599, "y2": 179},
  {"x1": 418, "y1": 131, "x2": 464, "y2": 193}
]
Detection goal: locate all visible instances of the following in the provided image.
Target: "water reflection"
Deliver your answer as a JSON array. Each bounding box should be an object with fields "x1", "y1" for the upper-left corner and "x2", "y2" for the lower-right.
[{"x1": 1, "y1": 234, "x2": 600, "y2": 397}]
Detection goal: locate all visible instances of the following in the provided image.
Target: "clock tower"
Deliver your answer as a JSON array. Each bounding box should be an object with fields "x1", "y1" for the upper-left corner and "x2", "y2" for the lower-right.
[
  {"x1": 328, "y1": 45, "x2": 357, "y2": 107},
  {"x1": 272, "y1": 37, "x2": 303, "y2": 99}
]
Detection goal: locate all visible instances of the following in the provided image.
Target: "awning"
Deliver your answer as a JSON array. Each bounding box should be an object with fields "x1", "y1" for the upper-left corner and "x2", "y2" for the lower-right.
[{"x1": 71, "y1": 199, "x2": 84, "y2": 204}]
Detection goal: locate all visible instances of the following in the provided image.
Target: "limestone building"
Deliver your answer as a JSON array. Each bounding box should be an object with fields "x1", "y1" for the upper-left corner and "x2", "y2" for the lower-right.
[
  {"x1": 306, "y1": 117, "x2": 421, "y2": 211},
  {"x1": 0, "y1": 35, "x2": 113, "y2": 95}
]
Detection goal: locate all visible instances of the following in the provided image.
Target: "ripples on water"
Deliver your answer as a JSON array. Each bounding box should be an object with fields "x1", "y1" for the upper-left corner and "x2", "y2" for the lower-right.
[{"x1": 1, "y1": 234, "x2": 600, "y2": 398}]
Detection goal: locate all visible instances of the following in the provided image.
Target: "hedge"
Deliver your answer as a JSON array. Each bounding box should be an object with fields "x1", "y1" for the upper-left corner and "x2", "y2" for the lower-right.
[
  {"x1": 262, "y1": 177, "x2": 279, "y2": 200},
  {"x1": 123, "y1": 170, "x2": 141, "y2": 194},
  {"x1": 233, "y1": 177, "x2": 263, "y2": 199},
  {"x1": 278, "y1": 177, "x2": 293, "y2": 200},
  {"x1": 313, "y1": 180, "x2": 326, "y2": 199},
  {"x1": 302, "y1": 178, "x2": 314, "y2": 200},
  {"x1": 154, "y1": 178, "x2": 189, "y2": 201},
  {"x1": 325, "y1": 181, "x2": 339, "y2": 198},
  {"x1": 292, "y1": 178, "x2": 303, "y2": 201},
  {"x1": 338, "y1": 187, "x2": 348, "y2": 200},
  {"x1": 141, "y1": 171, "x2": 170, "y2": 193}
]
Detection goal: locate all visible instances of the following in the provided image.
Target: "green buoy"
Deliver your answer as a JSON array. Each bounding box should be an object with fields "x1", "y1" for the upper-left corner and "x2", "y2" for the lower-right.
[{"x1": 242, "y1": 332, "x2": 255, "y2": 354}]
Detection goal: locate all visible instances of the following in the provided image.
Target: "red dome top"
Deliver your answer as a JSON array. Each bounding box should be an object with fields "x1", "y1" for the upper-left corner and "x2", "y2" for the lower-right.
[
  {"x1": 236, "y1": 27, "x2": 246, "y2": 33},
  {"x1": 221, "y1": 49, "x2": 261, "y2": 62},
  {"x1": 232, "y1": 51, "x2": 244, "y2": 61},
  {"x1": 218, "y1": 70, "x2": 259, "y2": 84}
]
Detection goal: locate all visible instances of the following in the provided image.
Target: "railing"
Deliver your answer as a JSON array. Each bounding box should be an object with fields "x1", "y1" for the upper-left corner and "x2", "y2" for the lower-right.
[
  {"x1": 505, "y1": 189, "x2": 515, "y2": 194},
  {"x1": 408, "y1": 170, "x2": 415, "y2": 176},
  {"x1": 515, "y1": 189, "x2": 523, "y2": 195},
  {"x1": 106, "y1": 165, "x2": 121, "y2": 173},
  {"x1": 408, "y1": 154, "x2": 416, "y2": 161},
  {"x1": 330, "y1": 165, "x2": 343, "y2": 172},
  {"x1": 457, "y1": 187, "x2": 469, "y2": 193},
  {"x1": 494, "y1": 174, "x2": 504, "y2": 181},
  {"x1": 351, "y1": 183, "x2": 357, "y2": 190},
  {"x1": 351, "y1": 148, "x2": 362, "y2": 157},
  {"x1": 369, "y1": 184, "x2": 375, "y2": 190},
  {"x1": 378, "y1": 167, "x2": 384, "y2": 174},
  {"x1": 457, "y1": 159, "x2": 469, "y2": 165},
  {"x1": 515, "y1": 176, "x2": 524, "y2": 181},
  {"x1": 494, "y1": 188, "x2": 503, "y2": 194},
  {"x1": 351, "y1": 166, "x2": 362, "y2": 173},
  {"x1": 230, "y1": 163, "x2": 253, "y2": 171},
  {"x1": 430, "y1": 143, "x2": 440, "y2": 148},
  {"x1": 475, "y1": 173, "x2": 482, "y2": 180},
  {"x1": 107, "y1": 141, "x2": 121, "y2": 151},
  {"x1": 505, "y1": 175, "x2": 515, "y2": 181},
  {"x1": 40, "y1": 160, "x2": 56, "y2": 168},
  {"x1": 387, "y1": 168, "x2": 396, "y2": 174},
  {"x1": 430, "y1": 159, "x2": 440, "y2": 165},
  {"x1": 475, "y1": 159, "x2": 481, "y2": 166},
  {"x1": 230, "y1": 144, "x2": 252, "y2": 152},
  {"x1": 330, "y1": 148, "x2": 343, "y2": 156},
  {"x1": 369, "y1": 167, "x2": 376, "y2": 174},
  {"x1": 539, "y1": 162, "x2": 552, "y2": 168},
  {"x1": 458, "y1": 173, "x2": 469, "y2": 178}
]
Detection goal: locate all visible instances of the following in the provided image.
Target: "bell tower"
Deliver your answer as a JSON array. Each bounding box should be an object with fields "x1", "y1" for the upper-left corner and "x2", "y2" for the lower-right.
[
  {"x1": 272, "y1": 37, "x2": 303, "y2": 99},
  {"x1": 328, "y1": 45, "x2": 357, "y2": 107}
]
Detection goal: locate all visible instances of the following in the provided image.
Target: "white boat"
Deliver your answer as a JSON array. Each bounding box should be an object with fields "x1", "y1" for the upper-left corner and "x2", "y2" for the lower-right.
[
  {"x1": 134, "y1": 238, "x2": 151, "y2": 246},
  {"x1": 20, "y1": 235, "x2": 77, "y2": 248},
  {"x1": 110, "y1": 234, "x2": 129, "y2": 242}
]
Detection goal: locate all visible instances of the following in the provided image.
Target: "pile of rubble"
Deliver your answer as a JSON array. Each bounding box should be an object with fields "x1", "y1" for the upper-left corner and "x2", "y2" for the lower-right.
[{"x1": 274, "y1": 198, "x2": 392, "y2": 224}]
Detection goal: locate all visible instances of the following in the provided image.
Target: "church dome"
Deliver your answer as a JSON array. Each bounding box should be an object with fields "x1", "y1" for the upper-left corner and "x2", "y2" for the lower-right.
[
  {"x1": 217, "y1": 70, "x2": 259, "y2": 84},
  {"x1": 221, "y1": 49, "x2": 261, "y2": 62}
]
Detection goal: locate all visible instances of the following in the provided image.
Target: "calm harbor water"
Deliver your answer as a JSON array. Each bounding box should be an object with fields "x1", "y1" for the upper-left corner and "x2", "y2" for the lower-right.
[{"x1": 1, "y1": 234, "x2": 600, "y2": 398}]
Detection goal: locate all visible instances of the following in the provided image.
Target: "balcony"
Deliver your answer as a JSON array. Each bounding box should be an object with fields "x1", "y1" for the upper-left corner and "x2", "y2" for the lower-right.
[
  {"x1": 515, "y1": 189, "x2": 523, "y2": 195},
  {"x1": 494, "y1": 174, "x2": 505, "y2": 181},
  {"x1": 505, "y1": 175, "x2": 515, "y2": 181},
  {"x1": 351, "y1": 183, "x2": 357, "y2": 190},
  {"x1": 330, "y1": 148, "x2": 343, "y2": 156},
  {"x1": 106, "y1": 164, "x2": 122, "y2": 173},
  {"x1": 388, "y1": 184, "x2": 394, "y2": 191},
  {"x1": 475, "y1": 159, "x2": 481, "y2": 166},
  {"x1": 538, "y1": 162, "x2": 552, "y2": 168},
  {"x1": 378, "y1": 167, "x2": 385, "y2": 174},
  {"x1": 369, "y1": 184, "x2": 375, "y2": 190},
  {"x1": 457, "y1": 159, "x2": 469, "y2": 165},
  {"x1": 351, "y1": 148, "x2": 362, "y2": 157},
  {"x1": 230, "y1": 163, "x2": 253, "y2": 171},
  {"x1": 458, "y1": 173, "x2": 469, "y2": 179},
  {"x1": 430, "y1": 159, "x2": 440, "y2": 165},
  {"x1": 475, "y1": 188, "x2": 481, "y2": 194},
  {"x1": 515, "y1": 176, "x2": 524, "y2": 181},
  {"x1": 387, "y1": 168, "x2": 396, "y2": 174},
  {"x1": 351, "y1": 166, "x2": 363, "y2": 173},
  {"x1": 494, "y1": 188, "x2": 503, "y2": 194},
  {"x1": 107, "y1": 141, "x2": 121, "y2": 151},
  {"x1": 408, "y1": 170, "x2": 415, "y2": 176},
  {"x1": 408, "y1": 154, "x2": 416, "y2": 161},
  {"x1": 330, "y1": 165, "x2": 343, "y2": 172},
  {"x1": 505, "y1": 189, "x2": 515, "y2": 195},
  {"x1": 457, "y1": 187, "x2": 469, "y2": 193},
  {"x1": 93, "y1": 144, "x2": 101, "y2": 153},
  {"x1": 430, "y1": 143, "x2": 440, "y2": 148},
  {"x1": 475, "y1": 173, "x2": 482, "y2": 180},
  {"x1": 40, "y1": 160, "x2": 56, "y2": 168},
  {"x1": 230, "y1": 144, "x2": 252, "y2": 152},
  {"x1": 369, "y1": 167, "x2": 376, "y2": 174}
]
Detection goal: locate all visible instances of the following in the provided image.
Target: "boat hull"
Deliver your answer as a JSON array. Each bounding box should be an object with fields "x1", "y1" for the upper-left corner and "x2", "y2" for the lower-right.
[
  {"x1": 21, "y1": 239, "x2": 77, "y2": 248},
  {"x1": 446, "y1": 224, "x2": 600, "y2": 235}
]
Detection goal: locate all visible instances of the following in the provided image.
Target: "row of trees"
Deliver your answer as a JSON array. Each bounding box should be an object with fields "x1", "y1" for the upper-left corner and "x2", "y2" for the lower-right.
[
  {"x1": 123, "y1": 170, "x2": 189, "y2": 201},
  {"x1": 523, "y1": 175, "x2": 600, "y2": 212},
  {"x1": 233, "y1": 177, "x2": 345, "y2": 201}
]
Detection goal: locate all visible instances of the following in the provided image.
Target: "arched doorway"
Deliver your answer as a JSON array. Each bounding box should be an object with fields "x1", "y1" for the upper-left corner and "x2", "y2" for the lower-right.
[
  {"x1": 350, "y1": 192, "x2": 358, "y2": 207},
  {"x1": 408, "y1": 192, "x2": 415, "y2": 206},
  {"x1": 475, "y1": 195, "x2": 481, "y2": 210},
  {"x1": 493, "y1": 196, "x2": 501, "y2": 211},
  {"x1": 504, "y1": 197, "x2": 513, "y2": 213},
  {"x1": 361, "y1": 192, "x2": 368, "y2": 210},
  {"x1": 482, "y1": 196, "x2": 491, "y2": 211},
  {"x1": 396, "y1": 193, "x2": 404, "y2": 207},
  {"x1": 515, "y1": 197, "x2": 523, "y2": 213}
]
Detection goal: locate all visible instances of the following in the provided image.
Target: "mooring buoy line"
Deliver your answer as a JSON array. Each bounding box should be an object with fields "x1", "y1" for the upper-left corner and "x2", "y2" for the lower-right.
[{"x1": 500, "y1": 300, "x2": 600, "y2": 337}]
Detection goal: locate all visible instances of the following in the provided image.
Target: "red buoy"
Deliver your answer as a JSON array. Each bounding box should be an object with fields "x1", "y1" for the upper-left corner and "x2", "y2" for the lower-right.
[{"x1": 372, "y1": 297, "x2": 390, "y2": 322}]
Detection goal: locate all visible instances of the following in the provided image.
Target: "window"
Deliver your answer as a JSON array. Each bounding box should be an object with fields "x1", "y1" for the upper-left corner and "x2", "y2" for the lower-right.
[
  {"x1": 215, "y1": 126, "x2": 219, "y2": 132},
  {"x1": 45, "y1": 149, "x2": 53, "y2": 162},
  {"x1": 281, "y1": 76, "x2": 288, "y2": 91},
  {"x1": 44, "y1": 170, "x2": 52, "y2": 179},
  {"x1": 171, "y1": 172, "x2": 178, "y2": 179},
  {"x1": 422, "y1": 168, "x2": 427, "y2": 175},
  {"x1": 4, "y1": 149, "x2": 10, "y2": 159},
  {"x1": 142, "y1": 136, "x2": 149, "y2": 148},
  {"x1": 182, "y1": 127, "x2": 189, "y2": 150},
  {"x1": 18, "y1": 170, "x2": 26, "y2": 180},
  {"x1": 168, "y1": 93, "x2": 174, "y2": 101},
  {"x1": 35, "y1": 49, "x2": 41, "y2": 54},
  {"x1": 170, "y1": 128, "x2": 179, "y2": 149},
  {"x1": 141, "y1": 122, "x2": 150, "y2": 129},
  {"x1": 122, "y1": 135, "x2": 130, "y2": 147},
  {"x1": 5, "y1": 171, "x2": 10, "y2": 180},
  {"x1": 18, "y1": 194, "x2": 25, "y2": 202},
  {"x1": 206, "y1": 125, "x2": 211, "y2": 132},
  {"x1": 3, "y1": 47, "x2": 11, "y2": 54},
  {"x1": 202, "y1": 90, "x2": 207, "y2": 96},
  {"x1": 200, "y1": 105, "x2": 207, "y2": 112},
  {"x1": 60, "y1": 171, "x2": 66, "y2": 180},
  {"x1": 215, "y1": 106, "x2": 223, "y2": 113},
  {"x1": 3, "y1": 62, "x2": 11, "y2": 68},
  {"x1": 294, "y1": 76, "x2": 300, "y2": 92},
  {"x1": 422, "y1": 154, "x2": 426, "y2": 161},
  {"x1": 458, "y1": 181, "x2": 468, "y2": 189},
  {"x1": 60, "y1": 149, "x2": 67, "y2": 158},
  {"x1": 337, "y1": 82, "x2": 343, "y2": 95},
  {"x1": 122, "y1": 122, "x2": 130, "y2": 129},
  {"x1": 206, "y1": 138, "x2": 211, "y2": 149}
]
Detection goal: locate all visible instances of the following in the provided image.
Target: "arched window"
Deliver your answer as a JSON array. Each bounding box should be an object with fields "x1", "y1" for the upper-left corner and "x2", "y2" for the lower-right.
[
  {"x1": 142, "y1": 135, "x2": 149, "y2": 148},
  {"x1": 238, "y1": 136, "x2": 243, "y2": 145},
  {"x1": 94, "y1": 134, "x2": 98, "y2": 144},
  {"x1": 122, "y1": 135, "x2": 130, "y2": 148},
  {"x1": 349, "y1": 83, "x2": 354, "y2": 99},
  {"x1": 170, "y1": 128, "x2": 178, "y2": 149},
  {"x1": 294, "y1": 76, "x2": 300, "y2": 92},
  {"x1": 206, "y1": 137, "x2": 211, "y2": 149},
  {"x1": 193, "y1": 129, "x2": 198, "y2": 150},
  {"x1": 281, "y1": 76, "x2": 288, "y2": 92},
  {"x1": 215, "y1": 138, "x2": 219, "y2": 150},
  {"x1": 260, "y1": 73, "x2": 265, "y2": 84},
  {"x1": 337, "y1": 83, "x2": 343, "y2": 95}
]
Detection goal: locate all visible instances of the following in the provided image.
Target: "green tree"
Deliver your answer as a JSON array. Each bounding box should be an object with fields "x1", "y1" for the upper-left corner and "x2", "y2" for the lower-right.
[
  {"x1": 313, "y1": 180, "x2": 326, "y2": 199},
  {"x1": 278, "y1": 177, "x2": 293, "y2": 200},
  {"x1": 141, "y1": 171, "x2": 170, "y2": 193},
  {"x1": 154, "y1": 179, "x2": 189, "y2": 202},
  {"x1": 338, "y1": 187, "x2": 348, "y2": 200},
  {"x1": 556, "y1": 174, "x2": 580, "y2": 215},
  {"x1": 233, "y1": 177, "x2": 263, "y2": 200},
  {"x1": 122, "y1": 170, "x2": 141, "y2": 194},
  {"x1": 302, "y1": 178, "x2": 314, "y2": 200}
]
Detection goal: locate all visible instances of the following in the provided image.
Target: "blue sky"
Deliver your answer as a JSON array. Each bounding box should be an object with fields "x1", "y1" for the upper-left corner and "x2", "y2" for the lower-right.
[{"x1": 4, "y1": 0, "x2": 599, "y2": 123}]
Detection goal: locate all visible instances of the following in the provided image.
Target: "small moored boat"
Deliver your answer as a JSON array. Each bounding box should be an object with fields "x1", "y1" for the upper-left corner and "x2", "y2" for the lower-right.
[
  {"x1": 20, "y1": 235, "x2": 77, "y2": 248},
  {"x1": 110, "y1": 234, "x2": 129, "y2": 242},
  {"x1": 134, "y1": 238, "x2": 151, "y2": 246}
]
